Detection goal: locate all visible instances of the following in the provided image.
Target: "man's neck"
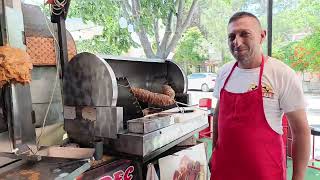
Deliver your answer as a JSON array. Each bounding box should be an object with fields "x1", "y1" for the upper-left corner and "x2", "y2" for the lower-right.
[{"x1": 238, "y1": 54, "x2": 263, "y2": 69}]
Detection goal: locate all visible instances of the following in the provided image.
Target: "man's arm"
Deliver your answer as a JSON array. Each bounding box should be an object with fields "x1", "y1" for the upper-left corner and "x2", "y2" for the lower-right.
[
  {"x1": 212, "y1": 101, "x2": 219, "y2": 148},
  {"x1": 209, "y1": 101, "x2": 219, "y2": 169},
  {"x1": 285, "y1": 109, "x2": 310, "y2": 180}
]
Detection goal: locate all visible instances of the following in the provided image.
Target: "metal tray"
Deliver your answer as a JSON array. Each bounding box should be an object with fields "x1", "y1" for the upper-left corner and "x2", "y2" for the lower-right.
[{"x1": 127, "y1": 114, "x2": 175, "y2": 134}]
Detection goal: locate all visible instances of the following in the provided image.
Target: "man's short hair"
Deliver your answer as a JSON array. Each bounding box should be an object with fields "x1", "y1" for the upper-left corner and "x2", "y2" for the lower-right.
[{"x1": 228, "y1": 11, "x2": 261, "y2": 26}]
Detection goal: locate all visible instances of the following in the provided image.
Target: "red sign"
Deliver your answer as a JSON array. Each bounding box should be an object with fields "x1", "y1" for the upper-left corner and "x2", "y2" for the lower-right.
[{"x1": 99, "y1": 166, "x2": 134, "y2": 180}]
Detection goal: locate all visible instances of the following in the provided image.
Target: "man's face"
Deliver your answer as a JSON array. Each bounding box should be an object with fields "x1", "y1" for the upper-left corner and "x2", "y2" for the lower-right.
[{"x1": 227, "y1": 17, "x2": 266, "y2": 63}]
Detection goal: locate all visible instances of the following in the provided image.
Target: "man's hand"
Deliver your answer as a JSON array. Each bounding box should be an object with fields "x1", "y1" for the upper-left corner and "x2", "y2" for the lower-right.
[
  {"x1": 212, "y1": 101, "x2": 219, "y2": 148},
  {"x1": 209, "y1": 102, "x2": 219, "y2": 172},
  {"x1": 286, "y1": 109, "x2": 310, "y2": 180}
]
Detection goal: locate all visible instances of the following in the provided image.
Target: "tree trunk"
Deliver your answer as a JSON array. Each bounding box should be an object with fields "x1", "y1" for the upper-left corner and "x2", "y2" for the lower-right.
[
  {"x1": 164, "y1": 0, "x2": 199, "y2": 58},
  {"x1": 131, "y1": 0, "x2": 156, "y2": 58}
]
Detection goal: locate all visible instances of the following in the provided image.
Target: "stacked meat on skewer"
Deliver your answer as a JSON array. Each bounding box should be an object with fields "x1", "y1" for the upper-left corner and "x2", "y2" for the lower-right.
[{"x1": 131, "y1": 85, "x2": 176, "y2": 107}]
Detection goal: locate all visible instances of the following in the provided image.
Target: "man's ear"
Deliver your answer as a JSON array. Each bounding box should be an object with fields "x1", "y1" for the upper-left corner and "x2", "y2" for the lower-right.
[{"x1": 260, "y1": 30, "x2": 267, "y2": 44}]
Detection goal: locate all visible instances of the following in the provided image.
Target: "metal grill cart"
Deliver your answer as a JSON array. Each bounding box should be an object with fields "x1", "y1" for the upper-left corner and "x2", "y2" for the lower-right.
[{"x1": 0, "y1": 0, "x2": 209, "y2": 179}]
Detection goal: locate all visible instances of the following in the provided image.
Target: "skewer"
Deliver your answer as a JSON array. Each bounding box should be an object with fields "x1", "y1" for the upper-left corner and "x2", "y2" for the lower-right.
[{"x1": 175, "y1": 101, "x2": 209, "y2": 112}]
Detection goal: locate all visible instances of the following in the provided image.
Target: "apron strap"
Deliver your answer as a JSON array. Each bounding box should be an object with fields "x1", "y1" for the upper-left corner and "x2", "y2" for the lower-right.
[
  {"x1": 258, "y1": 55, "x2": 265, "y2": 89},
  {"x1": 222, "y1": 62, "x2": 237, "y2": 90},
  {"x1": 222, "y1": 55, "x2": 266, "y2": 90}
]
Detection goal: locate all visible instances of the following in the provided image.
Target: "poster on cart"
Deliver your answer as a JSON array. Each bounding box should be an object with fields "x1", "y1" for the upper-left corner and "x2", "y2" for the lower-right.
[{"x1": 159, "y1": 143, "x2": 207, "y2": 180}]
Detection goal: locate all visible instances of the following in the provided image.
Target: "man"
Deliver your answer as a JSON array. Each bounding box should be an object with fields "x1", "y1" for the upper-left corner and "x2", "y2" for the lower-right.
[{"x1": 210, "y1": 12, "x2": 310, "y2": 180}]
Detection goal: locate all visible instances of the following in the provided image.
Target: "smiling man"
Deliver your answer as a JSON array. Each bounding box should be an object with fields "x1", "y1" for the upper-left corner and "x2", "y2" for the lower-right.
[{"x1": 210, "y1": 12, "x2": 310, "y2": 180}]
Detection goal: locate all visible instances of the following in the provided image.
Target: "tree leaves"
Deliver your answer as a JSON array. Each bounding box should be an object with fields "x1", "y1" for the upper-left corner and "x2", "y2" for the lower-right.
[
  {"x1": 174, "y1": 27, "x2": 209, "y2": 64},
  {"x1": 273, "y1": 30, "x2": 320, "y2": 72},
  {"x1": 69, "y1": 0, "x2": 198, "y2": 59},
  {"x1": 69, "y1": 0, "x2": 132, "y2": 54},
  {"x1": 272, "y1": 0, "x2": 320, "y2": 72}
]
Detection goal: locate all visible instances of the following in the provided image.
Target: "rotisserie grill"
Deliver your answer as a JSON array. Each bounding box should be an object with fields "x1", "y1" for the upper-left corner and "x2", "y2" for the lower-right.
[{"x1": 63, "y1": 52, "x2": 208, "y2": 158}]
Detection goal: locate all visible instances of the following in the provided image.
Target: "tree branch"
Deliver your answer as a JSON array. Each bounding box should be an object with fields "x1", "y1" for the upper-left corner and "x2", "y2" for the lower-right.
[
  {"x1": 165, "y1": 0, "x2": 199, "y2": 58},
  {"x1": 154, "y1": 18, "x2": 160, "y2": 52},
  {"x1": 176, "y1": 0, "x2": 184, "y2": 30},
  {"x1": 132, "y1": 0, "x2": 155, "y2": 58},
  {"x1": 157, "y1": 10, "x2": 173, "y2": 58},
  {"x1": 181, "y1": 0, "x2": 198, "y2": 30},
  {"x1": 122, "y1": 0, "x2": 132, "y2": 13},
  {"x1": 120, "y1": 0, "x2": 131, "y2": 19}
]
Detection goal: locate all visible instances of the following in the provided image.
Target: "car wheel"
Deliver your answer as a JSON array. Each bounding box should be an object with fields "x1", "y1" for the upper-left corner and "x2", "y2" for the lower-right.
[{"x1": 201, "y1": 84, "x2": 209, "y2": 92}]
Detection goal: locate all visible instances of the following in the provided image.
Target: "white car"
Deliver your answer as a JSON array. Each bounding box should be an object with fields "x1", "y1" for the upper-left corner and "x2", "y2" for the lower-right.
[{"x1": 187, "y1": 73, "x2": 217, "y2": 92}]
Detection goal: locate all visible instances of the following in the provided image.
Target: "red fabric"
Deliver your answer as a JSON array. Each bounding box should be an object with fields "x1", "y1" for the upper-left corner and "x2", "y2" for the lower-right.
[
  {"x1": 282, "y1": 116, "x2": 288, "y2": 156},
  {"x1": 210, "y1": 56, "x2": 286, "y2": 180},
  {"x1": 46, "y1": 0, "x2": 55, "y2": 5},
  {"x1": 199, "y1": 98, "x2": 212, "y2": 108},
  {"x1": 199, "y1": 98, "x2": 213, "y2": 138}
]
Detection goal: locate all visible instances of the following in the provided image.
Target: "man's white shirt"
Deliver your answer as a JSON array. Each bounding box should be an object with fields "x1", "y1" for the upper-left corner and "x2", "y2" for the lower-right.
[{"x1": 213, "y1": 57, "x2": 306, "y2": 134}]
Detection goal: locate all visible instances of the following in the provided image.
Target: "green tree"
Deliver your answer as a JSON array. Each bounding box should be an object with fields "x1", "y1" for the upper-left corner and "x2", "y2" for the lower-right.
[
  {"x1": 69, "y1": 0, "x2": 200, "y2": 59},
  {"x1": 272, "y1": 0, "x2": 320, "y2": 53},
  {"x1": 69, "y1": 1, "x2": 135, "y2": 55},
  {"x1": 174, "y1": 27, "x2": 209, "y2": 64},
  {"x1": 273, "y1": 30, "x2": 320, "y2": 73},
  {"x1": 200, "y1": 0, "x2": 245, "y2": 63}
]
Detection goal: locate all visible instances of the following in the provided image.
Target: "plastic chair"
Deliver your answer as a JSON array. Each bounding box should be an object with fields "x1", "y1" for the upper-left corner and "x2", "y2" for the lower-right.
[{"x1": 199, "y1": 98, "x2": 214, "y2": 139}]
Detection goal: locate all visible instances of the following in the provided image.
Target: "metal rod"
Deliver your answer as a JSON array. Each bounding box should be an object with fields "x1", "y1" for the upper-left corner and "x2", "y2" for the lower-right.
[
  {"x1": 312, "y1": 135, "x2": 315, "y2": 166},
  {"x1": 267, "y1": 0, "x2": 273, "y2": 56},
  {"x1": 57, "y1": 15, "x2": 68, "y2": 78},
  {"x1": 0, "y1": 0, "x2": 7, "y2": 45},
  {"x1": 175, "y1": 101, "x2": 209, "y2": 112}
]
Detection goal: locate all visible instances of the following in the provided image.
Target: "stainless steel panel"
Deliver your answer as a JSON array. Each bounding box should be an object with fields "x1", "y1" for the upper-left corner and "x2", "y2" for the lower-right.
[
  {"x1": 0, "y1": 132, "x2": 13, "y2": 153},
  {"x1": 37, "y1": 147, "x2": 94, "y2": 159},
  {"x1": 0, "y1": 157, "x2": 16, "y2": 168},
  {"x1": 64, "y1": 106, "x2": 123, "y2": 140},
  {"x1": 105, "y1": 58, "x2": 168, "y2": 93},
  {"x1": 10, "y1": 84, "x2": 36, "y2": 146},
  {"x1": 127, "y1": 114, "x2": 175, "y2": 134},
  {"x1": 98, "y1": 54, "x2": 164, "y2": 63},
  {"x1": 114, "y1": 110, "x2": 208, "y2": 156},
  {"x1": 63, "y1": 53, "x2": 118, "y2": 107},
  {"x1": 102, "y1": 57, "x2": 186, "y2": 109},
  {"x1": 5, "y1": 6, "x2": 25, "y2": 49},
  {"x1": 0, "y1": 104, "x2": 7, "y2": 133},
  {"x1": 167, "y1": 60, "x2": 187, "y2": 93},
  {"x1": 32, "y1": 103, "x2": 63, "y2": 127},
  {"x1": 64, "y1": 118, "x2": 95, "y2": 145},
  {"x1": 64, "y1": 106, "x2": 75, "y2": 119},
  {"x1": 30, "y1": 67, "x2": 62, "y2": 104},
  {"x1": 95, "y1": 107, "x2": 123, "y2": 139}
]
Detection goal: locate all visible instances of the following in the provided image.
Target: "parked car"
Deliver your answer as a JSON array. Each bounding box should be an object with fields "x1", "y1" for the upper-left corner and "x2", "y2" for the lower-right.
[{"x1": 187, "y1": 73, "x2": 217, "y2": 92}]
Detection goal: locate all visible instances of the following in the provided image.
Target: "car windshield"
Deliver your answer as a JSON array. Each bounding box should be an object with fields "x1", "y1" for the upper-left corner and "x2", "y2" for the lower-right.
[
  {"x1": 188, "y1": 73, "x2": 217, "y2": 79},
  {"x1": 188, "y1": 74, "x2": 206, "y2": 79}
]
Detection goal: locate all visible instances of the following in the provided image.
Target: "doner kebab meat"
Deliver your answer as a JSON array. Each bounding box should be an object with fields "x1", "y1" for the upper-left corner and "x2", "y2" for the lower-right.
[
  {"x1": 131, "y1": 85, "x2": 175, "y2": 106},
  {"x1": 162, "y1": 84, "x2": 175, "y2": 99},
  {"x1": 0, "y1": 45, "x2": 33, "y2": 87}
]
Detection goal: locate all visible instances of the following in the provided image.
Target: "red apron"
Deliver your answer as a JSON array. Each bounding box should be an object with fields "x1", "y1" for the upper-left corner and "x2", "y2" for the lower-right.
[{"x1": 210, "y1": 56, "x2": 286, "y2": 180}]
